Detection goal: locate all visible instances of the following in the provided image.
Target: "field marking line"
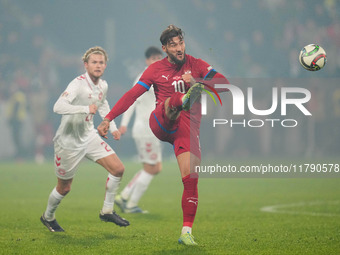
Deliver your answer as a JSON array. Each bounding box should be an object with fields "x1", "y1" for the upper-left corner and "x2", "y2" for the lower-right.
[{"x1": 260, "y1": 200, "x2": 340, "y2": 217}]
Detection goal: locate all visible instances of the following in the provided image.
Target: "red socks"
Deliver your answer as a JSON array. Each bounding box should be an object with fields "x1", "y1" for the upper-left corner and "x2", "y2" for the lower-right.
[{"x1": 182, "y1": 174, "x2": 199, "y2": 227}]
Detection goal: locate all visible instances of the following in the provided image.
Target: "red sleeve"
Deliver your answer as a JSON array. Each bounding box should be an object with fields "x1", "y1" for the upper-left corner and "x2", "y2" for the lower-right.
[
  {"x1": 105, "y1": 84, "x2": 148, "y2": 121},
  {"x1": 196, "y1": 59, "x2": 229, "y2": 93},
  {"x1": 139, "y1": 64, "x2": 155, "y2": 88},
  {"x1": 201, "y1": 72, "x2": 229, "y2": 93}
]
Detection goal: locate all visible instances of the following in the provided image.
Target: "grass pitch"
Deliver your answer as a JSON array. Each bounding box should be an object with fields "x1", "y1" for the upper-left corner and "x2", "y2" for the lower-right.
[{"x1": 0, "y1": 160, "x2": 339, "y2": 255}]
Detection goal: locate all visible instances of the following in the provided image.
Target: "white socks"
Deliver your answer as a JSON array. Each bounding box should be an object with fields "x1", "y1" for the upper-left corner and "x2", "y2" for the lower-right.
[
  {"x1": 121, "y1": 169, "x2": 154, "y2": 208},
  {"x1": 102, "y1": 174, "x2": 121, "y2": 214},
  {"x1": 121, "y1": 170, "x2": 142, "y2": 200},
  {"x1": 44, "y1": 187, "x2": 65, "y2": 221},
  {"x1": 181, "y1": 226, "x2": 192, "y2": 235}
]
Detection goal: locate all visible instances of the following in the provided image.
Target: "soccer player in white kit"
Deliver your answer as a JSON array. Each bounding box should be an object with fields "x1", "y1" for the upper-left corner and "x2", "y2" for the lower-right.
[
  {"x1": 115, "y1": 47, "x2": 163, "y2": 213},
  {"x1": 40, "y1": 46, "x2": 129, "y2": 232}
]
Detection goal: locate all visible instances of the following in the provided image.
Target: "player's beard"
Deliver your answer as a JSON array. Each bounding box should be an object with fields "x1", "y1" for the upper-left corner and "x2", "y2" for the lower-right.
[{"x1": 168, "y1": 50, "x2": 186, "y2": 66}]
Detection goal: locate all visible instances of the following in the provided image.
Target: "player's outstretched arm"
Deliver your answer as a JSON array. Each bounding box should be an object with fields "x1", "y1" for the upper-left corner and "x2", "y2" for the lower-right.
[
  {"x1": 105, "y1": 85, "x2": 147, "y2": 121},
  {"x1": 97, "y1": 84, "x2": 147, "y2": 137},
  {"x1": 199, "y1": 71, "x2": 230, "y2": 93}
]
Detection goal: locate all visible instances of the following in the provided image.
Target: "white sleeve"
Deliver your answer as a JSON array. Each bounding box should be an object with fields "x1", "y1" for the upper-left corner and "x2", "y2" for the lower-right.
[{"x1": 53, "y1": 82, "x2": 89, "y2": 115}]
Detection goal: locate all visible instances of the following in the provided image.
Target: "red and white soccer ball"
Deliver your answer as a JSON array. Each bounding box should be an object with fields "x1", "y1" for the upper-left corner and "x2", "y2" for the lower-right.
[{"x1": 299, "y1": 44, "x2": 327, "y2": 71}]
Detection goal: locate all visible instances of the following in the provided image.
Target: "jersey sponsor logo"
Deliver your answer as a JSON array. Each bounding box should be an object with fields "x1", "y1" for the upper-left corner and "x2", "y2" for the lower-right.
[{"x1": 162, "y1": 75, "x2": 169, "y2": 80}]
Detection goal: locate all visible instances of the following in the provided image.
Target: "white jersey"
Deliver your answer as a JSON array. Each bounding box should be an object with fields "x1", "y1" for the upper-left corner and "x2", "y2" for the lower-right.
[
  {"x1": 120, "y1": 70, "x2": 156, "y2": 138},
  {"x1": 53, "y1": 72, "x2": 117, "y2": 150}
]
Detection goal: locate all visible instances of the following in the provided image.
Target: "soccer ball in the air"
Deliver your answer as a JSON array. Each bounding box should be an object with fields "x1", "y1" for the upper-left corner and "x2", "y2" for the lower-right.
[{"x1": 299, "y1": 44, "x2": 327, "y2": 71}]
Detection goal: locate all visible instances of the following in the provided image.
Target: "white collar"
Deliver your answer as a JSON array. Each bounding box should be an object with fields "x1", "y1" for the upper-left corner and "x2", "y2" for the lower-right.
[{"x1": 85, "y1": 72, "x2": 96, "y2": 87}]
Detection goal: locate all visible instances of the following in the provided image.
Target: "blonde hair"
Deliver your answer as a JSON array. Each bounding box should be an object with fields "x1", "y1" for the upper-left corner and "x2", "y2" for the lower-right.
[{"x1": 82, "y1": 46, "x2": 108, "y2": 63}]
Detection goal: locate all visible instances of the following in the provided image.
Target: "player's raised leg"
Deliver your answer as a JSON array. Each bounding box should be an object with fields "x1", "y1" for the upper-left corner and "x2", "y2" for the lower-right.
[
  {"x1": 181, "y1": 83, "x2": 204, "y2": 111},
  {"x1": 164, "y1": 82, "x2": 204, "y2": 121}
]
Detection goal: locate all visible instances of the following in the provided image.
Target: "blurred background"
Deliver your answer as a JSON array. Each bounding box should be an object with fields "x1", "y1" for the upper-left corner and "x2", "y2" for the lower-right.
[{"x1": 0, "y1": 0, "x2": 339, "y2": 162}]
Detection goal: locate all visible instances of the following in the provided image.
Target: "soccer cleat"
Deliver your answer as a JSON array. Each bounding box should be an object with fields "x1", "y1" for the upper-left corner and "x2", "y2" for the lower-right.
[
  {"x1": 40, "y1": 214, "x2": 65, "y2": 232},
  {"x1": 99, "y1": 210, "x2": 130, "y2": 227},
  {"x1": 124, "y1": 206, "x2": 149, "y2": 214},
  {"x1": 178, "y1": 232, "x2": 198, "y2": 245},
  {"x1": 182, "y1": 82, "x2": 204, "y2": 111},
  {"x1": 115, "y1": 194, "x2": 127, "y2": 212}
]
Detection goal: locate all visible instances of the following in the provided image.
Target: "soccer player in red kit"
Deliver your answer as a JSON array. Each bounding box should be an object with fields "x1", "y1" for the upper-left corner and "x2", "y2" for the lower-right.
[{"x1": 98, "y1": 25, "x2": 229, "y2": 245}]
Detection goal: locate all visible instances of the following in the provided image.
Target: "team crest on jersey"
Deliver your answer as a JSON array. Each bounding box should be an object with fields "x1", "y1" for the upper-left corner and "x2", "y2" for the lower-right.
[
  {"x1": 98, "y1": 92, "x2": 103, "y2": 100},
  {"x1": 88, "y1": 94, "x2": 92, "y2": 99}
]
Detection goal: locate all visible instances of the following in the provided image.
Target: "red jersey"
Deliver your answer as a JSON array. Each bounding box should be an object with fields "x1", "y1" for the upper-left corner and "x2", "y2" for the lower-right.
[
  {"x1": 138, "y1": 54, "x2": 213, "y2": 125},
  {"x1": 105, "y1": 54, "x2": 228, "y2": 127}
]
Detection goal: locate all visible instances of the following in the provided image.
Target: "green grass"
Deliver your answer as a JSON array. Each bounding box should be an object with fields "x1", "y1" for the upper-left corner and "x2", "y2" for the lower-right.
[{"x1": 0, "y1": 160, "x2": 339, "y2": 255}]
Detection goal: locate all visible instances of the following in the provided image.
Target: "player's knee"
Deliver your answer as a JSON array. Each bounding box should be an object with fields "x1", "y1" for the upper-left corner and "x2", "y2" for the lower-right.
[
  {"x1": 144, "y1": 162, "x2": 162, "y2": 175},
  {"x1": 155, "y1": 162, "x2": 162, "y2": 174},
  {"x1": 112, "y1": 163, "x2": 125, "y2": 177},
  {"x1": 62, "y1": 187, "x2": 71, "y2": 195},
  {"x1": 57, "y1": 185, "x2": 71, "y2": 196}
]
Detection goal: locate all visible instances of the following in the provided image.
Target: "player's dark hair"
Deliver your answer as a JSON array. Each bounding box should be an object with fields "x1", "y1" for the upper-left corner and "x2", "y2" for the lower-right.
[
  {"x1": 160, "y1": 24, "x2": 184, "y2": 46},
  {"x1": 145, "y1": 46, "x2": 162, "y2": 59}
]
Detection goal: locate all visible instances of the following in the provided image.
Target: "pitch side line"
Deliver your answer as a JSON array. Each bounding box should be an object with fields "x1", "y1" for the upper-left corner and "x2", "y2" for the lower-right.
[{"x1": 260, "y1": 201, "x2": 340, "y2": 217}]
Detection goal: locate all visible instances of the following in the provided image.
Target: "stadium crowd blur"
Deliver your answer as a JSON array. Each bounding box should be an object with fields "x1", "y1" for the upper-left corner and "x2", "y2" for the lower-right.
[{"x1": 0, "y1": 0, "x2": 339, "y2": 162}]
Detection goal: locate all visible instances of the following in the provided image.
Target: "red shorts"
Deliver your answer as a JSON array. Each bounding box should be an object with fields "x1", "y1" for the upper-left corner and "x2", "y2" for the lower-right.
[{"x1": 149, "y1": 102, "x2": 201, "y2": 159}]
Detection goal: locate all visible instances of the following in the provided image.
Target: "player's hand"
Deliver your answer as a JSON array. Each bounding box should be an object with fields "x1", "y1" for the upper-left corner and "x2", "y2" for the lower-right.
[
  {"x1": 89, "y1": 104, "x2": 98, "y2": 114},
  {"x1": 98, "y1": 120, "x2": 110, "y2": 139},
  {"x1": 119, "y1": 126, "x2": 127, "y2": 135},
  {"x1": 182, "y1": 74, "x2": 196, "y2": 85},
  {"x1": 112, "y1": 130, "x2": 121, "y2": 140}
]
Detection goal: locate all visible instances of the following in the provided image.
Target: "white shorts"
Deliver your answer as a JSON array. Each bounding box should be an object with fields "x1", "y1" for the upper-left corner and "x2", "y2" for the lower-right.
[
  {"x1": 54, "y1": 135, "x2": 115, "y2": 180},
  {"x1": 134, "y1": 136, "x2": 162, "y2": 165}
]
